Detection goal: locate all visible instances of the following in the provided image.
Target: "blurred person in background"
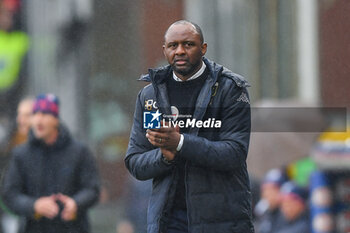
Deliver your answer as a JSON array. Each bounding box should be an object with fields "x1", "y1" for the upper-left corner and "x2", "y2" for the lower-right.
[
  {"x1": 125, "y1": 20, "x2": 253, "y2": 233},
  {"x1": 0, "y1": 97, "x2": 33, "y2": 233},
  {"x1": 1, "y1": 94, "x2": 100, "y2": 233},
  {"x1": 0, "y1": 0, "x2": 29, "y2": 185},
  {"x1": 0, "y1": 0, "x2": 29, "y2": 118},
  {"x1": 275, "y1": 181, "x2": 310, "y2": 233},
  {"x1": 7, "y1": 97, "x2": 34, "y2": 150},
  {"x1": 0, "y1": 97, "x2": 34, "y2": 176},
  {"x1": 255, "y1": 168, "x2": 288, "y2": 233}
]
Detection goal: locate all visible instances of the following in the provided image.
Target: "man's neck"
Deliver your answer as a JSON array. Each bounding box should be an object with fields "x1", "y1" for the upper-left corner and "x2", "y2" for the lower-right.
[{"x1": 173, "y1": 61, "x2": 206, "y2": 82}]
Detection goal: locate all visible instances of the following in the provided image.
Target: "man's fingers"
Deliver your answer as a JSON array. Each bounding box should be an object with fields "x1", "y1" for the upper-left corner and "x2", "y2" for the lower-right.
[
  {"x1": 161, "y1": 148, "x2": 176, "y2": 161},
  {"x1": 61, "y1": 210, "x2": 70, "y2": 221},
  {"x1": 34, "y1": 196, "x2": 60, "y2": 219},
  {"x1": 146, "y1": 131, "x2": 162, "y2": 142},
  {"x1": 48, "y1": 202, "x2": 59, "y2": 217},
  {"x1": 146, "y1": 131, "x2": 170, "y2": 145},
  {"x1": 59, "y1": 195, "x2": 77, "y2": 221},
  {"x1": 146, "y1": 129, "x2": 170, "y2": 139},
  {"x1": 146, "y1": 134, "x2": 162, "y2": 147},
  {"x1": 146, "y1": 127, "x2": 179, "y2": 151},
  {"x1": 56, "y1": 193, "x2": 69, "y2": 204},
  {"x1": 42, "y1": 203, "x2": 59, "y2": 219}
]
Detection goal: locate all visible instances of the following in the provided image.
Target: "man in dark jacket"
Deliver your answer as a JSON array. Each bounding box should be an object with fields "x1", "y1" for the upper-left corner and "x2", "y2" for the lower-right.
[
  {"x1": 1, "y1": 94, "x2": 100, "y2": 233},
  {"x1": 255, "y1": 168, "x2": 288, "y2": 233},
  {"x1": 274, "y1": 182, "x2": 311, "y2": 233},
  {"x1": 125, "y1": 20, "x2": 254, "y2": 233}
]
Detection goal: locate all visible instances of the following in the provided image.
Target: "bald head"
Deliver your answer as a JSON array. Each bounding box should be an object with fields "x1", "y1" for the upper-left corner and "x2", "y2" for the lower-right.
[
  {"x1": 162, "y1": 20, "x2": 207, "y2": 81},
  {"x1": 164, "y1": 20, "x2": 204, "y2": 45}
]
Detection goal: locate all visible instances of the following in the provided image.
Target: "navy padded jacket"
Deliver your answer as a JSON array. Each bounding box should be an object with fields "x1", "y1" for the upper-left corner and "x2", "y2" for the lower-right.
[{"x1": 125, "y1": 57, "x2": 254, "y2": 233}]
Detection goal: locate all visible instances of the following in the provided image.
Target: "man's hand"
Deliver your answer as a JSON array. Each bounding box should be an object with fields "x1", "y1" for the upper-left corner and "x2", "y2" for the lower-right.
[
  {"x1": 146, "y1": 123, "x2": 180, "y2": 161},
  {"x1": 34, "y1": 195, "x2": 59, "y2": 219},
  {"x1": 160, "y1": 148, "x2": 177, "y2": 161},
  {"x1": 56, "y1": 193, "x2": 78, "y2": 221}
]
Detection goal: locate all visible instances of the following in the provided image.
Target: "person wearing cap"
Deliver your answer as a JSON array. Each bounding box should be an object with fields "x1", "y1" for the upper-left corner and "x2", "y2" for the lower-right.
[
  {"x1": 274, "y1": 181, "x2": 311, "y2": 233},
  {"x1": 255, "y1": 168, "x2": 288, "y2": 233},
  {"x1": 1, "y1": 94, "x2": 100, "y2": 233}
]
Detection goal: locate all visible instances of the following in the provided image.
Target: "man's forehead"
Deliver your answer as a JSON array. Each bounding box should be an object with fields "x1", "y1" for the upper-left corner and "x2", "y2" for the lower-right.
[
  {"x1": 169, "y1": 22, "x2": 196, "y2": 31},
  {"x1": 165, "y1": 23, "x2": 198, "y2": 41}
]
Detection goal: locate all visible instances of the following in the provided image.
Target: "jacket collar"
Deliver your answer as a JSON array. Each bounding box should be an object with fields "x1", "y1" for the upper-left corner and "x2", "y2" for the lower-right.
[
  {"x1": 138, "y1": 57, "x2": 223, "y2": 84},
  {"x1": 190, "y1": 58, "x2": 222, "y2": 134}
]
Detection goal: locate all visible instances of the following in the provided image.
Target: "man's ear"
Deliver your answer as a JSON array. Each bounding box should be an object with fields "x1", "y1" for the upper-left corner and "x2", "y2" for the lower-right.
[
  {"x1": 201, "y1": 43, "x2": 207, "y2": 56},
  {"x1": 162, "y1": 44, "x2": 166, "y2": 57}
]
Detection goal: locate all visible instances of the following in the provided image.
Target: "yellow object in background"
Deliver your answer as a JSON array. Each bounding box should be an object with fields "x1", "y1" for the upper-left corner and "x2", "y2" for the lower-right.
[
  {"x1": 318, "y1": 127, "x2": 350, "y2": 142},
  {"x1": 0, "y1": 30, "x2": 29, "y2": 91}
]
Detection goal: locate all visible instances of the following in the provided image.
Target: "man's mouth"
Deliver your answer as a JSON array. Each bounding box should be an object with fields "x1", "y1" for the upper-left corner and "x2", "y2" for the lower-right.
[
  {"x1": 174, "y1": 59, "x2": 187, "y2": 66},
  {"x1": 36, "y1": 125, "x2": 44, "y2": 131}
]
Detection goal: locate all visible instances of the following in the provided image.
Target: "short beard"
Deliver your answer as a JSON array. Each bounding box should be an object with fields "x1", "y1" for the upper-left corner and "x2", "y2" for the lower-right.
[{"x1": 171, "y1": 61, "x2": 201, "y2": 77}]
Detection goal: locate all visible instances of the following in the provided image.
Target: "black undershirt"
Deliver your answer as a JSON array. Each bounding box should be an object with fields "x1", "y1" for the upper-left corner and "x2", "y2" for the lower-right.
[{"x1": 166, "y1": 68, "x2": 208, "y2": 211}]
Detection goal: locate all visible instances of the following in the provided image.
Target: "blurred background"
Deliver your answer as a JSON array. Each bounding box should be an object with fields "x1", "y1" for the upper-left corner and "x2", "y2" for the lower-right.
[{"x1": 0, "y1": 0, "x2": 349, "y2": 232}]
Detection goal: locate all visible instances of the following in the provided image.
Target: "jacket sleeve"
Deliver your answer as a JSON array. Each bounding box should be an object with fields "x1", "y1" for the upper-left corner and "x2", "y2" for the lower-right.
[
  {"x1": 1, "y1": 150, "x2": 36, "y2": 217},
  {"x1": 178, "y1": 82, "x2": 251, "y2": 172},
  {"x1": 72, "y1": 146, "x2": 100, "y2": 211},
  {"x1": 125, "y1": 90, "x2": 174, "y2": 180}
]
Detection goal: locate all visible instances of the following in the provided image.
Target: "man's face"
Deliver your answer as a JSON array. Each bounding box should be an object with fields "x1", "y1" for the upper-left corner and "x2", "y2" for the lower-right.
[
  {"x1": 163, "y1": 23, "x2": 207, "y2": 80},
  {"x1": 261, "y1": 183, "x2": 281, "y2": 210},
  {"x1": 16, "y1": 100, "x2": 34, "y2": 135},
  {"x1": 280, "y1": 195, "x2": 305, "y2": 221},
  {"x1": 32, "y1": 112, "x2": 58, "y2": 141}
]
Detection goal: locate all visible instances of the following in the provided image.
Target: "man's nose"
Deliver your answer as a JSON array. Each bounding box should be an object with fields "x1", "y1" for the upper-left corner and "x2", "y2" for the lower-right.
[{"x1": 175, "y1": 44, "x2": 185, "y2": 55}]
